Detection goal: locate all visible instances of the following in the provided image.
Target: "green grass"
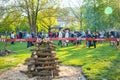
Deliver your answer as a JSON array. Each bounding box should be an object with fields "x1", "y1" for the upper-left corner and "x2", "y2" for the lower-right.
[
  {"x1": 56, "y1": 42, "x2": 120, "y2": 80},
  {"x1": 0, "y1": 41, "x2": 120, "y2": 80},
  {"x1": 0, "y1": 42, "x2": 31, "y2": 70}
]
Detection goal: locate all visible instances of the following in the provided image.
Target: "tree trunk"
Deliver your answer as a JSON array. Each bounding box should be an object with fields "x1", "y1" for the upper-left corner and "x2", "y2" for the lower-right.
[{"x1": 25, "y1": 0, "x2": 39, "y2": 34}]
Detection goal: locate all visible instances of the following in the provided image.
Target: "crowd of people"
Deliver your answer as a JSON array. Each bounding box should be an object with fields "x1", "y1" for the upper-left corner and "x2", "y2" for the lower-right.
[
  {"x1": 56, "y1": 29, "x2": 120, "y2": 48},
  {"x1": 0, "y1": 29, "x2": 120, "y2": 48}
]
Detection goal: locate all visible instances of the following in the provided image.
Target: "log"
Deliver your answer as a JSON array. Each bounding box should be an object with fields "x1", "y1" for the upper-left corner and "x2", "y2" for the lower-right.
[
  {"x1": 51, "y1": 51, "x2": 56, "y2": 54},
  {"x1": 27, "y1": 73, "x2": 33, "y2": 78},
  {"x1": 36, "y1": 66, "x2": 59, "y2": 69},
  {"x1": 35, "y1": 61, "x2": 62, "y2": 65},
  {"x1": 30, "y1": 47, "x2": 56, "y2": 52},
  {"x1": 25, "y1": 58, "x2": 35, "y2": 62},
  {"x1": 37, "y1": 58, "x2": 58, "y2": 61},
  {"x1": 27, "y1": 65, "x2": 35, "y2": 71},
  {"x1": 25, "y1": 61, "x2": 62, "y2": 65},
  {"x1": 37, "y1": 76, "x2": 52, "y2": 80},
  {"x1": 24, "y1": 62, "x2": 33, "y2": 65},
  {"x1": 24, "y1": 40, "x2": 61, "y2": 79},
  {"x1": 35, "y1": 48, "x2": 52, "y2": 52},
  {"x1": 31, "y1": 71, "x2": 59, "y2": 76},
  {"x1": 36, "y1": 53, "x2": 56, "y2": 56},
  {"x1": 49, "y1": 44, "x2": 57, "y2": 48}
]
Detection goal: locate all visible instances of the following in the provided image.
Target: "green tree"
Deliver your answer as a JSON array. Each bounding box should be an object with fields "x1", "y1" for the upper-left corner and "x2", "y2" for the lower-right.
[
  {"x1": 37, "y1": 8, "x2": 58, "y2": 32},
  {"x1": 82, "y1": 0, "x2": 120, "y2": 31},
  {"x1": 15, "y1": 0, "x2": 59, "y2": 33},
  {"x1": 0, "y1": 0, "x2": 60, "y2": 33}
]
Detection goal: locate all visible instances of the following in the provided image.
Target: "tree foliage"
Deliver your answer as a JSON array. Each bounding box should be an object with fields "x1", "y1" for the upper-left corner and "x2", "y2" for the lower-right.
[
  {"x1": 0, "y1": 0, "x2": 60, "y2": 33},
  {"x1": 0, "y1": 11, "x2": 21, "y2": 32},
  {"x1": 82, "y1": 0, "x2": 120, "y2": 31},
  {"x1": 69, "y1": 0, "x2": 120, "y2": 31},
  {"x1": 37, "y1": 8, "x2": 58, "y2": 32},
  {"x1": 17, "y1": 0, "x2": 60, "y2": 33}
]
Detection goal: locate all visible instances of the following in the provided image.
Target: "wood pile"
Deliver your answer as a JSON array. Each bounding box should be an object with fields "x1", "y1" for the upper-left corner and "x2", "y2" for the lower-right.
[
  {"x1": 0, "y1": 50, "x2": 13, "y2": 56},
  {"x1": 24, "y1": 40, "x2": 62, "y2": 80}
]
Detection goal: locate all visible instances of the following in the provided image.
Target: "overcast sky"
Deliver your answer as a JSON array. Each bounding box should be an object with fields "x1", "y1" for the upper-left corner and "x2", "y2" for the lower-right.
[
  {"x1": 2, "y1": 0, "x2": 83, "y2": 8},
  {"x1": 60, "y1": 0, "x2": 83, "y2": 8}
]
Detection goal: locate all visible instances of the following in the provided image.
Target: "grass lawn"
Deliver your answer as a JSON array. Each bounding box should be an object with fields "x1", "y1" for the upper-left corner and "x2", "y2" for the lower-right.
[
  {"x1": 0, "y1": 42, "x2": 31, "y2": 70},
  {"x1": 0, "y1": 41, "x2": 120, "y2": 80}
]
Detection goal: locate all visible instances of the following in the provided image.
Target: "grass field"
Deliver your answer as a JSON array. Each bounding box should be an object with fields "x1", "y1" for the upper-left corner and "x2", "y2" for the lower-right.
[
  {"x1": 0, "y1": 42, "x2": 31, "y2": 69},
  {"x1": 0, "y1": 41, "x2": 120, "y2": 80}
]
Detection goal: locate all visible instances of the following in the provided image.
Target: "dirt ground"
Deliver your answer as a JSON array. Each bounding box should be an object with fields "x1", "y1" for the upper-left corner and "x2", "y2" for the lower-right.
[{"x1": 0, "y1": 64, "x2": 86, "y2": 80}]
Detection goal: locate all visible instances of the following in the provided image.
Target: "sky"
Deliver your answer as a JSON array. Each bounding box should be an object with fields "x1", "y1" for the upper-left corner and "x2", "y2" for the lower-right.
[
  {"x1": 1, "y1": 0, "x2": 83, "y2": 8},
  {"x1": 60, "y1": 0, "x2": 83, "y2": 8}
]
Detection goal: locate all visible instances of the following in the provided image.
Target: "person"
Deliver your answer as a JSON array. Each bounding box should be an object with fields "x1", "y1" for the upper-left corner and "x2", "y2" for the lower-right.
[
  {"x1": 10, "y1": 32, "x2": 15, "y2": 45},
  {"x1": 31, "y1": 32, "x2": 35, "y2": 38},
  {"x1": 87, "y1": 31, "x2": 92, "y2": 48},
  {"x1": 31, "y1": 32, "x2": 35, "y2": 46},
  {"x1": 58, "y1": 29, "x2": 63, "y2": 47},
  {"x1": 48, "y1": 31, "x2": 52, "y2": 38},
  {"x1": 99, "y1": 31, "x2": 104, "y2": 44},
  {"x1": 26, "y1": 32, "x2": 32, "y2": 48},
  {"x1": 45, "y1": 33, "x2": 49, "y2": 38},
  {"x1": 55, "y1": 32, "x2": 58, "y2": 38},
  {"x1": 70, "y1": 31, "x2": 74, "y2": 45},
  {"x1": 41, "y1": 31, "x2": 44, "y2": 39},
  {"x1": 115, "y1": 39, "x2": 119, "y2": 49},
  {"x1": 110, "y1": 31, "x2": 115, "y2": 46},
  {"x1": 92, "y1": 32, "x2": 98, "y2": 48},
  {"x1": 19, "y1": 31, "x2": 23, "y2": 39},
  {"x1": 65, "y1": 30, "x2": 69, "y2": 47}
]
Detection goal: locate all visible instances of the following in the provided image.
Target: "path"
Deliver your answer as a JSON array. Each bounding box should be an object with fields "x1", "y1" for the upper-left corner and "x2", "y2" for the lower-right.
[{"x1": 0, "y1": 64, "x2": 86, "y2": 80}]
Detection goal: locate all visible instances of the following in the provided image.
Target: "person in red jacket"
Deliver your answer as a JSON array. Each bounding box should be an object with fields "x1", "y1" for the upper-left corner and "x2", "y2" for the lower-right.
[{"x1": 49, "y1": 31, "x2": 52, "y2": 38}]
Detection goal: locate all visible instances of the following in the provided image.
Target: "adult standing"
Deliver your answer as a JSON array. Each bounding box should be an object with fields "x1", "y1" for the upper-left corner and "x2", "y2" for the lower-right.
[
  {"x1": 48, "y1": 31, "x2": 52, "y2": 38},
  {"x1": 87, "y1": 31, "x2": 92, "y2": 48},
  {"x1": 110, "y1": 31, "x2": 115, "y2": 46},
  {"x1": 31, "y1": 32, "x2": 35, "y2": 46},
  {"x1": 70, "y1": 31, "x2": 74, "y2": 45},
  {"x1": 26, "y1": 32, "x2": 32, "y2": 48},
  {"x1": 65, "y1": 30, "x2": 69, "y2": 47},
  {"x1": 99, "y1": 31, "x2": 104, "y2": 44},
  {"x1": 41, "y1": 31, "x2": 44, "y2": 39},
  {"x1": 19, "y1": 31, "x2": 23, "y2": 39},
  {"x1": 93, "y1": 32, "x2": 98, "y2": 48},
  {"x1": 58, "y1": 29, "x2": 63, "y2": 47},
  {"x1": 10, "y1": 32, "x2": 15, "y2": 45}
]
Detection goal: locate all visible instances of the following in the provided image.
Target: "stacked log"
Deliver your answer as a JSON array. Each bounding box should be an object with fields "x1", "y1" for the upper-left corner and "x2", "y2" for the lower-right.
[
  {"x1": 0, "y1": 50, "x2": 13, "y2": 56},
  {"x1": 24, "y1": 40, "x2": 61, "y2": 80}
]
